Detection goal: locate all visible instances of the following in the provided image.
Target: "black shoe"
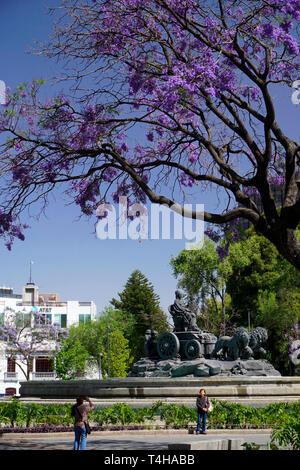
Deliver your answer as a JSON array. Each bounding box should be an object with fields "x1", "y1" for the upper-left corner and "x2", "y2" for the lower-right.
[
  {"x1": 200, "y1": 431, "x2": 206, "y2": 434},
  {"x1": 196, "y1": 431, "x2": 200, "y2": 435}
]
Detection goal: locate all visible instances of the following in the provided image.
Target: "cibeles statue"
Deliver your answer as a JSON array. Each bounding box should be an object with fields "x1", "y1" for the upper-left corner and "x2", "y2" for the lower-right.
[
  {"x1": 129, "y1": 290, "x2": 280, "y2": 378},
  {"x1": 211, "y1": 327, "x2": 268, "y2": 361},
  {"x1": 168, "y1": 290, "x2": 200, "y2": 332},
  {"x1": 144, "y1": 329, "x2": 159, "y2": 359}
]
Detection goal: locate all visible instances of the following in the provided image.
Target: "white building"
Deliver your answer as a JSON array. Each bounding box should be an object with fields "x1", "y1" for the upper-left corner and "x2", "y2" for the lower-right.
[{"x1": 0, "y1": 282, "x2": 97, "y2": 396}]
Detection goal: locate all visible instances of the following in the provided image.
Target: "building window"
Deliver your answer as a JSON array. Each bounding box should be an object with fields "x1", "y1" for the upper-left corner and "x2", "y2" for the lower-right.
[
  {"x1": 44, "y1": 314, "x2": 52, "y2": 324},
  {"x1": 54, "y1": 314, "x2": 67, "y2": 328},
  {"x1": 36, "y1": 357, "x2": 53, "y2": 373},
  {"x1": 7, "y1": 358, "x2": 16, "y2": 373},
  {"x1": 5, "y1": 388, "x2": 16, "y2": 396},
  {"x1": 33, "y1": 313, "x2": 52, "y2": 326},
  {"x1": 79, "y1": 314, "x2": 91, "y2": 324},
  {"x1": 16, "y1": 313, "x2": 31, "y2": 328}
]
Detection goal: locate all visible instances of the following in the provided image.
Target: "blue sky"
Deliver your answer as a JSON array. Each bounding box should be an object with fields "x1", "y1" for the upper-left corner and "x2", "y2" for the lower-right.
[{"x1": 0, "y1": 1, "x2": 299, "y2": 316}]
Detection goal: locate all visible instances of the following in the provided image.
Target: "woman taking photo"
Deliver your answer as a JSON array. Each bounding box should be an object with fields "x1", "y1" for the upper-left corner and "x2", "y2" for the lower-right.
[{"x1": 72, "y1": 396, "x2": 94, "y2": 450}]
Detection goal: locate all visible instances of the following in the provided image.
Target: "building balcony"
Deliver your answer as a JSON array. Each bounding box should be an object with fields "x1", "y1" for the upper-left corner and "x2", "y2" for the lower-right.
[
  {"x1": 16, "y1": 301, "x2": 67, "y2": 307},
  {"x1": 31, "y1": 372, "x2": 56, "y2": 380},
  {"x1": 4, "y1": 372, "x2": 18, "y2": 382}
]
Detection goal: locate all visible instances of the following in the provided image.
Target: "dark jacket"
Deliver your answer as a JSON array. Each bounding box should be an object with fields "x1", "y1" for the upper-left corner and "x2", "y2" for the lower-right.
[{"x1": 196, "y1": 395, "x2": 210, "y2": 412}]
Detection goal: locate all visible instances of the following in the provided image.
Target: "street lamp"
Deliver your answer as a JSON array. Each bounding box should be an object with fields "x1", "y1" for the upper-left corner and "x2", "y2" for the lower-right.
[
  {"x1": 248, "y1": 309, "x2": 251, "y2": 332},
  {"x1": 107, "y1": 325, "x2": 111, "y2": 377},
  {"x1": 98, "y1": 352, "x2": 103, "y2": 380}
]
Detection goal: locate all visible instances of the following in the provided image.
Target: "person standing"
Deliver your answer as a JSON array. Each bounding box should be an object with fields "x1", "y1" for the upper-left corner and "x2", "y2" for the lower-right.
[
  {"x1": 196, "y1": 388, "x2": 210, "y2": 435},
  {"x1": 72, "y1": 396, "x2": 94, "y2": 450}
]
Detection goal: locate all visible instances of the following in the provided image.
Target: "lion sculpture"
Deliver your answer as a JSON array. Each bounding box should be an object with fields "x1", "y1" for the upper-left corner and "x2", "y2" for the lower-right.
[{"x1": 211, "y1": 327, "x2": 268, "y2": 361}]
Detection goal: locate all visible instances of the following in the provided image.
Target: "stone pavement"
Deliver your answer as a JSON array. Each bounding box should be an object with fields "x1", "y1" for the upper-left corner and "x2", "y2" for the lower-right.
[{"x1": 0, "y1": 429, "x2": 271, "y2": 451}]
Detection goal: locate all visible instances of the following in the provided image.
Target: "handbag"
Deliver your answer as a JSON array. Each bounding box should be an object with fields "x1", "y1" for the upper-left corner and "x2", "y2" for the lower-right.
[{"x1": 84, "y1": 421, "x2": 91, "y2": 434}]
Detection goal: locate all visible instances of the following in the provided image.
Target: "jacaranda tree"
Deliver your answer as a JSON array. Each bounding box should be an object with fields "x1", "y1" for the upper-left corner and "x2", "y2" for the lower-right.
[
  {"x1": 0, "y1": 312, "x2": 69, "y2": 381},
  {"x1": 0, "y1": 0, "x2": 300, "y2": 268}
]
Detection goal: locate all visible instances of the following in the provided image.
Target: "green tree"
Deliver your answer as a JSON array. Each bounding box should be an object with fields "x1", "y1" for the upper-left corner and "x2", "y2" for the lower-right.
[
  {"x1": 107, "y1": 330, "x2": 132, "y2": 377},
  {"x1": 225, "y1": 226, "x2": 300, "y2": 374},
  {"x1": 256, "y1": 290, "x2": 300, "y2": 374},
  {"x1": 170, "y1": 239, "x2": 226, "y2": 331},
  {"x1": 226, "y1": 230, "x2": 281, "y2": 325},
  {"x1": 227, "y1": 226, "x2": 300, "y2": 325},
  {"x1": 170, "y1": 238, "x2": 221, "y2": 310},
  {"x1": 97, "y1": 305, "x2": 136, "y2": 340},
  {"x1": 170, "y1": 238, "x2": 246, "y2": 335},
  {"x1": 54, "y1": 308, "x2": 133, "y2": 378},
  {"x1": 55, "y1": 338, "x2": 90, "y2": 380},
  {"x1": 111, "y1": 270, "x2": 169, "y2": 361}
]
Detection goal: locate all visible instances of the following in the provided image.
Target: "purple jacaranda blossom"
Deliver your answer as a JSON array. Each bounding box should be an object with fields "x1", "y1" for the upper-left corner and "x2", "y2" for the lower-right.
[
  {"x1": 204, "y1": 229, "x2": 221, "y2": 244},
  {"x1": 146, "y1": 131, "x2": 154, "y2": 142},
  {"x1": 102, "y1": 167, "x2": 119, "y2": 182},
  {"x1": 0, "y1": 310, "x2": 68, "y2": 380},
  {"x1": 216, "y1": 244, "x2": 229, "y2": 260},
  {"x1": 179, "y1": 172, "x2": 195, "y2": 187},
  {"x1": 0, "y1": 0, "x2": 300, "y2": 256}
]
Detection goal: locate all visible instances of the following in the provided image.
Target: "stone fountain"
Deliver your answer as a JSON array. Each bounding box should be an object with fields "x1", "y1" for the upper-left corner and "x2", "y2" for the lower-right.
[{"x1": 19, "y1": 291, "x2": 300, "y2": 408}]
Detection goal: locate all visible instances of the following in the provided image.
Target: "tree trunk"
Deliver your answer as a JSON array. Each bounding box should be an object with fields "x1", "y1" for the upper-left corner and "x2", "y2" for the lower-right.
[
  {"x1": 221, "y1": 287, "x2": 226, "y2": 336},
  {"x1": 269, "y1": 227, "x2": 300, "y2": 270}
]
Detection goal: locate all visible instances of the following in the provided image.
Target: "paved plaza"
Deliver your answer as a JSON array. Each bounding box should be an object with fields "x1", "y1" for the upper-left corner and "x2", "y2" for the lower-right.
[{"x1": 0, "y1": 429, "x2": 271, "y2": 451}]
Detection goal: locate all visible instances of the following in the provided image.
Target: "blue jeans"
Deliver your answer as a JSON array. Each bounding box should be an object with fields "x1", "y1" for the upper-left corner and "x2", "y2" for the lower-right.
[
  {"x1": 74, "y1": 426, "x2": 87, "y2": 450},
  {"x1": 197, "y1": 411, "x2": 207, "y2": 432}
]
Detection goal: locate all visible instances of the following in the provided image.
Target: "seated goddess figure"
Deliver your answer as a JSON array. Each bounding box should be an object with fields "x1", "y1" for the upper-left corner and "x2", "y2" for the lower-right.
[{"x1": 168, "y1": 290, "x2": 200, "y2": 332}]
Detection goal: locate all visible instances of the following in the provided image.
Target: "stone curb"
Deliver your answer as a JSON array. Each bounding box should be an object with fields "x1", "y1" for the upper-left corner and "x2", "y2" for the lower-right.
[{"x1": 168, "y1": 438, "x2": 245, "y2": 451}]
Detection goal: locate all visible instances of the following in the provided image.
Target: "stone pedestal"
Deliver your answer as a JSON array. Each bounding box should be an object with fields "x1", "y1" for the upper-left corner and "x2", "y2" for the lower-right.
[
  {"x1": 19, "y1": 376, "x2": 300, "y2": 408},
  {"x1": 128, "y1": 357, "x2": 280, "y2": 378}
]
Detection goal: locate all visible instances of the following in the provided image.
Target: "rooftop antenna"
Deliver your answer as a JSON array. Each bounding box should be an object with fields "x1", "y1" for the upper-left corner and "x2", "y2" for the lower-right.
[{"x1": 28, "y1": 260, "x2": 34, "y2": 285}]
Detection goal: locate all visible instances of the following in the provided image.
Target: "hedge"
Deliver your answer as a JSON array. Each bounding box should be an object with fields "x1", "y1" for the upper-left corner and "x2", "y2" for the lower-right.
[{"x1": 0, "y1": 398, "x2": 299, "y2": 431}]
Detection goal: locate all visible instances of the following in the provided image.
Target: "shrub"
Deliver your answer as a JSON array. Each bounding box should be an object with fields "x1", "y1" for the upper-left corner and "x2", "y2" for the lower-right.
[
  {"x1": 271, "y1": 417, "x2": 300, "y2": 450},
  {"x1": 0, "y1": 398, "x2": 27, "y2": 427},
  {"x1": 0, "y1": 399, "x2": 299, "y2": 433},
  {"x1": 158, "y1": 404, "x2": 196, "y2": 428}
]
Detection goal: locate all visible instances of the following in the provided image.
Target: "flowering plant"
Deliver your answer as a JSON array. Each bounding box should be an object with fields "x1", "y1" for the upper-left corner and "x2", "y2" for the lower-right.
[
  {"x1": 286, "y1": 323, "x2": 300, "y2": 366},
  {"x1": 0, "y1": 311, "x2": 69, "y2": 381}
]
